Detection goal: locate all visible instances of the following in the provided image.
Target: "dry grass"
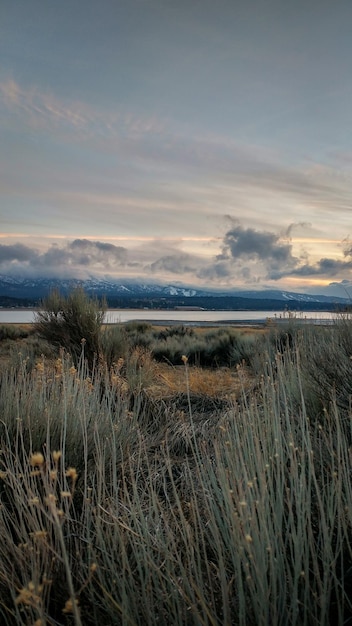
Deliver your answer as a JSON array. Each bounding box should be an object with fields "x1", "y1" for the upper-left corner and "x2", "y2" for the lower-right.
[
  {"x1": 146, "y1": 324, "x2": 260, "y2": 403},
  {"x1": 0, "y1": 318, "x2": 351, "y2": 624},
  {"x1": 151, "y1": 362, "x2": 251, "y2": 399},
  {"x1": 0, "y1": 338, "x2": 351, "y2": 625}
]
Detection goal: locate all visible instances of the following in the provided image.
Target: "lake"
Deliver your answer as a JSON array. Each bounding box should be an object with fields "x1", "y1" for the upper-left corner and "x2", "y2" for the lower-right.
[{"x1": 0, "y1": 308, "x2": 341, "y2": 325}]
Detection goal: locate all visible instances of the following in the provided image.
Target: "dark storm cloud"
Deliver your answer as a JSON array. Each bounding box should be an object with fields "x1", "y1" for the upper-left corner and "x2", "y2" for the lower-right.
[{"x1": 222, "y1": 225, "x2": 298, "y2": 268}]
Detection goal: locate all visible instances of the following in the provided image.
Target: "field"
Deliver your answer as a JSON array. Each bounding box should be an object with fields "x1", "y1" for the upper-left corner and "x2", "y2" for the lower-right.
[{"x1": 0, "y1": 302, "x2": 351, "y2": 625}]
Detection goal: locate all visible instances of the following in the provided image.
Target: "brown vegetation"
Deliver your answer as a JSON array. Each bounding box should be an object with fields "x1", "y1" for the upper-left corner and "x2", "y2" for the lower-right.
[{"x1": 0, "y1": 294, "x2": 351, "y2": 625}]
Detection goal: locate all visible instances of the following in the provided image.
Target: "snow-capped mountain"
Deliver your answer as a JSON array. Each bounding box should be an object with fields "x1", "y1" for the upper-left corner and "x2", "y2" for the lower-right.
[
  {"x1": 0, "y1": 275, "x2": 202, "y2": 299},
  {"x1": 0, "y1": 274, "x2": 349, "y2": 305},
  {"x1": 224, "y1": 289, "x2": 347, "y2": 303}
]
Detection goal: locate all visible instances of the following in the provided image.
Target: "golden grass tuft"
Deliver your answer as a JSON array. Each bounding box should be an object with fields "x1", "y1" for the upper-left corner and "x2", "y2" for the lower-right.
[{"x1": 152, "y1": 362, "x2": 251, "y2": 399}]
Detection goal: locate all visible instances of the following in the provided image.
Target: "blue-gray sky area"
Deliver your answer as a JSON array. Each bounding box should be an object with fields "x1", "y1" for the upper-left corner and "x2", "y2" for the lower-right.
[{"x1": 1, "y1": 0, "x2": 352, "y2": 296}]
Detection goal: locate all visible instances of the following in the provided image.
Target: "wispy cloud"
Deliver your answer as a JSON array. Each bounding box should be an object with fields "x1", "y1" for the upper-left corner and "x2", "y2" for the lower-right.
[
  {"x1": 0, "y1": 78, "x2": 166, "y2": 139},
  {"x1": 0, "y1": 79, "x2": 352, "y2": 243},
  {"x1": 1, "y1": 79, "x2": 91, "y2": 132}
]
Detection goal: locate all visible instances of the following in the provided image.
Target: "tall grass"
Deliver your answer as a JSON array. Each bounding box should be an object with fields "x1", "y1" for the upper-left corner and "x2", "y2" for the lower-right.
[{"x1": 0, "y1": 322, "x2": 351, "y2": 624}]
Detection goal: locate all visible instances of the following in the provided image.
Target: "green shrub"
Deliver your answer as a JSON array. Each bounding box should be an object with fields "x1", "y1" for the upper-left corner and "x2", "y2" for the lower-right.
[
  {"x1": 147, "y1": 327, "x2": 264, "y2": 367},
  {"x1": 150, "y1": 333, "x2": 205, "y2": 365},
  {"x1": 100, "y1": 324, "x2": 129, "y2": 369},
  {"x1": 34, "y1": 288, "x2": 106, "y2": 369},
  {"x1": 123, "y1": 321, "x2": 153, "y2": 349},
  {"x1": 124, "y1": 321, "x2": 152, "y2": 334},
  {"x1": 203, "y1": 329, "x2": 238, "y2": 366},
  {"x1": 154, "y1": 324, "x2": 195, "y2": 340},
  {"x1": 99, "y1": 324, "x2": 264, "y2": 369},
  {"x1": 0, "y1": 324, "x2": 31, "y2": 341},
  {"x1": 230, "y1": 332, "x2": 264, "y2": 367},
  {"x1": 6, "y1": 335, "x2": 57, "y2": 371}
]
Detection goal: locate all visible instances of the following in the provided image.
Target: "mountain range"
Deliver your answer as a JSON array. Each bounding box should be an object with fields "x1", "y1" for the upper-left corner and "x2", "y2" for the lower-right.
[{"x1": 0, "y1": 275, "x2": 349, "y2": 310}]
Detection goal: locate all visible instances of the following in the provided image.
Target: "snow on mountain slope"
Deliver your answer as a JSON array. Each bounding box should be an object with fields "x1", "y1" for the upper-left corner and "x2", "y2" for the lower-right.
[{"x1": 0, "y1": 275, "x2": 348, "y2": 304}]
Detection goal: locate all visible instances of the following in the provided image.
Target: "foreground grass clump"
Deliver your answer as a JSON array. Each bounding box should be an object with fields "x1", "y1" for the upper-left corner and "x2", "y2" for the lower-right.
[{"x1": 0, "y1": 328, "x2": 351, "y2": 624}]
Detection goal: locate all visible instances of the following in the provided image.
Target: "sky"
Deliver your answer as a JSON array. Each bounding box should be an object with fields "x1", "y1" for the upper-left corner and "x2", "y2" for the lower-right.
[{"x1": 1, "y1": 0, "x2": 352, "y2": 296}]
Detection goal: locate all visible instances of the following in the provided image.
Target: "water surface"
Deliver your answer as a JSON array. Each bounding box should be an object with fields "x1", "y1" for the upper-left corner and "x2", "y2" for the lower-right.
[{"x1": 0, "y1": 308, "x2": 339, "y2": 325}]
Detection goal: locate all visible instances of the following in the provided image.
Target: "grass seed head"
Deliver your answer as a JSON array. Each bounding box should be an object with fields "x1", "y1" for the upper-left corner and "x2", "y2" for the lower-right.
[
  {"x1": 52, "y1": 450, "x2": 62, "y2": 463},
  {"x1": 30, "y1": 452, "x2": 45, "y2": 467},
  {"x1": 66, "y1": 467, "x2": 78, "y2": 481},
  {"x1": 60, "y1": 491, "x2": 72, "y2": 498},
  {"x1": 62, "y1": 597, "x2": 79, "y2": 614}
]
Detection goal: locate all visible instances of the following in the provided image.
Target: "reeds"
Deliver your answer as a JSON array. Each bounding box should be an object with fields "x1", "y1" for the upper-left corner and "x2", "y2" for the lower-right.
[{"x1": 0, "y1": 321, "x2": 351, "y2": 624}]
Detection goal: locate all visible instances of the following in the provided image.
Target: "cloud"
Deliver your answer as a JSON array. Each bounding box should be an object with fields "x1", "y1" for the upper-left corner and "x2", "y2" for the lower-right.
[
  {"x1": 285, "y1": 222, "x2": 312, "y2": 238},
  {"x1": 342, "y1": 238, "x2": 352, "y2": 258},
  {"x1": 219, "y1": 224, "x2": 300, "y2": 278},
  {"x1": 2, "y1": 80, "x2": 352, "y2": 253},
  {"x1": 0, "y1": 79, "x2": 89, "y2": 133},
  {"x1": 269, "y1": 240, "x2": 352, "y2": 280},
  {"x1": 150, "y1": 253, "x2": 198, "y2": 275},
  {"x1": 281, "y1": 257, "x2": 352, "y2": 278},
  {"x1": 199, "y1": 222, "x2": 352, "y2": 285},
  {"x1": 327, "y1": 279, "x2": 352, "y2": 295},
  {"x1": 197, "y1": 260, "x2": 234, "y2": 281},
  {"x1": 0, "y1": 239, "x2": 128, "y2": 277},
  {"x1": 3, "y1": 78, "x2": 352, "y2": 215},
  {"x1": 65, "y1": 239, "x2": 128, "y2": 266},
  {"x1": 0, "y1": 78, "x2": 166, "y2": 141},
  {"x1": 0, "y1": 243, "x2": 38, "y2": 263},
  {"x1": 223, "y1": 225, "x2": 292, "y2": 262},
  {"x1": 0, "y1": 225, "x2": 350, "y2": 291}
]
